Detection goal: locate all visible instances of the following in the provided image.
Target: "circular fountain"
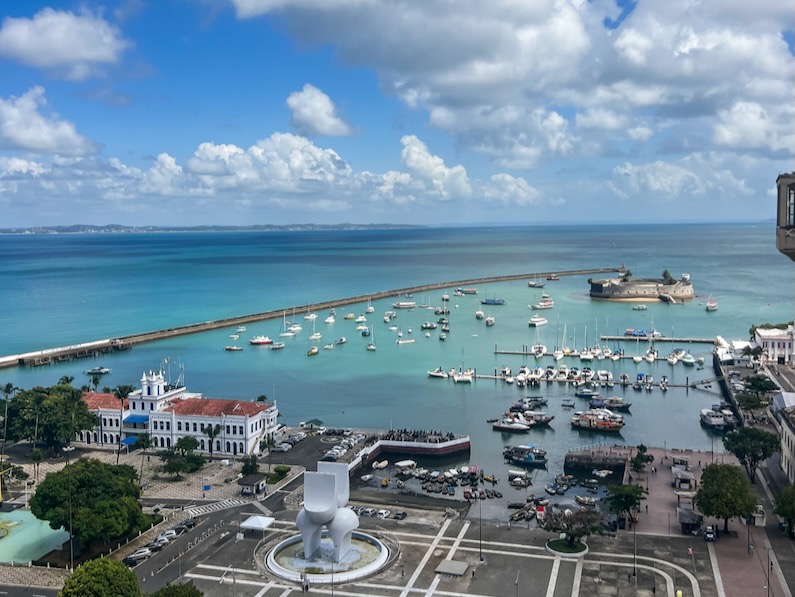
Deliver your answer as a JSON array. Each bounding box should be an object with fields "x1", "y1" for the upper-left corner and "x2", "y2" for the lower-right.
[{"x1": 265, "y1": 530, "x2": 389, "y2": 584}]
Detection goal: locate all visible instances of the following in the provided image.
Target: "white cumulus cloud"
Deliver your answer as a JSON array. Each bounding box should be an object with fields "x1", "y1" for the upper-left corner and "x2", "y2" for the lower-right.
[
  {"x1": 286, "y1": 84, "x2": 352, "y2": 137},
  {"x1": 400, "y1": 135, "x2": 471, "y2": 200},
  {"x1": 0, "y1": 87, "x2": 97, "y2": 155},
  {"x1": 0, "y1": 8, "x2": 129, "y2": 79}
]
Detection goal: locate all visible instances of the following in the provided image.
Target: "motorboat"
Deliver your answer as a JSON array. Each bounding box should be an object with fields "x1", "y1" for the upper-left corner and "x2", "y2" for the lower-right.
[
  {"x1": 236, "y1": 326, "x2": 247, "y2": 333},
  {"x1": 360, "y1": 474, "x2": 373, "y2": 482},
  {"x1": 546, "y1": 274, "x2": 560, "y2": 281},
  {"x1": 372, "y1": 460, "x2": 389, "y2": 470},
  {"x1": 523, "y1": 411, "x2": 555, "y2": 425},
  {"x1": 396, "y1": 338, "x2": 415, "y2": 344},
  {"x1": 224, "y1": 345, "x2": 243, "y2": 352},
  {"x1": 492, "y1": 418, "x2": 531, "y2": 432},
  {"x1": 421, "y1": 321, "x2": 438, "y2": 330},
  {"x1": 323, "y1": 344, "x2": 334, "y2": 350},
  {"x1": 307, "y1": 346, "x2": 319, "y2": 356},
  {"x1": 575, "y1": 495, "x2": 597, "y2": 507},
  {"x1": 632, "y1": 304, "x2": 647, "y2": 311},
  {"x1": 484, "y1": 315, "x2": 495, "y2": 327},
  {"x1": 528, "y1": 315, "x2": 548, "y2": 327},
  {"x1": 561, "y1": 398, "x2": 576, "y2": 408},
  {"x1": 427, "y1": 367, "x2": 449, "y2": 379},
  {"x1": 531, "y1": 298, "x2": 554, "y2": 310},
  {"x1": 681, "y1": 353, "x2": 696, "y2": 366},
  {"x1": 392, "y1": 301, "x2": 417, "y2": 309},
  {"x1": 324, "y1": 314, "x2": 336, "y2": 324},
  {"x1": 700, "y1": 408, "x2": 726, "y2": 431},
  {"x1": 249, "y1": 335, "x2": 273, "y2": 345},
  {"x1": 475, "y1": 310, "x2": 485, "y2": 320},
  {"x1": 270, "y1": 342, "x2": 285, "y2": 350},
  {"x1": 481, "y1": 297, "x2": 506, "y2": 306},
  {"x1": 590, "y1": 396, "x2": 631, "y2": 412},
  {"x1": 84, "y1": 366, "x2": 111, "y2": 375},
  {"x1": 335, "y1": 336, "x2": 347, "y2": 345}
]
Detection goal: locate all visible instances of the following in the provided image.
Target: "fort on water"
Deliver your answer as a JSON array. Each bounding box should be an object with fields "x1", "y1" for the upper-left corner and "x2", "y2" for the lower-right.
[{"x1": 589, "y1": 269, "x2": 694, "y2": 302}]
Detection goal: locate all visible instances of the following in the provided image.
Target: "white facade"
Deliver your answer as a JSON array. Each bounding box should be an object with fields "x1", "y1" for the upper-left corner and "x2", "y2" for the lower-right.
[
  {"x1": 79, "y1": 369, "x2": 281, "y2": 457},
  {"x1": 754, "y1": 327, "x2": 795, "y2": 365},
  {"x1": 780, "y1": 407, "x2": 795, "y2": 486}
]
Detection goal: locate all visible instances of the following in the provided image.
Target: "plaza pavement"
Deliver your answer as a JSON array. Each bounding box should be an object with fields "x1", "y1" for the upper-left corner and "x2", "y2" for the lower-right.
[{"x1": 1, "y1": 441, "x2": 793, "y2": 596}]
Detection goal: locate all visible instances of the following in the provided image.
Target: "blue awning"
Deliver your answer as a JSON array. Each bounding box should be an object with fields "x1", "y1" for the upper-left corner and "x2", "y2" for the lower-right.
[
  {"x1": 119, "y1": 436, "x2": 137, "y2": 446},
  {"x1": 124, "y1": 415, "x2": 149, "y2": 424}
]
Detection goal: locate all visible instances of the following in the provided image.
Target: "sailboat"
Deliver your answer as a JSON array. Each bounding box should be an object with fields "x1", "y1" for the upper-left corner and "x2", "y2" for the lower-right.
[
  {"x1": 632, "y1": 337, "x2": 643, "y2": 363},
  {"x1": 706, "y1": 295, "x2": 718, "y2": 312},
  {"x1": 366, "y1": 327, "x2": 377, "y2": 351},
  {"x1": 552, "y1": 320, "x2": 564, "y2": 361},
  {"x1": 579, "y1": 326, "x2": 593, "y2": 361},
  {"x1": 309, "y1": 317, "x2": 322, "y2": 341},
  {"x1": 453, "y1": 349, "x2": 473, "y2": 383},
  {"x1": 279, "y1": 311, "x2": 295, "y2": 338}
]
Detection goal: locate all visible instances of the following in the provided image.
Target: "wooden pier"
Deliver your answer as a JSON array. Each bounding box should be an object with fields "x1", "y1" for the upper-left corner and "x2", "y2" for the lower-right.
[{"x1": 0, "y1": 267, "x2": 621, "y2": 370}]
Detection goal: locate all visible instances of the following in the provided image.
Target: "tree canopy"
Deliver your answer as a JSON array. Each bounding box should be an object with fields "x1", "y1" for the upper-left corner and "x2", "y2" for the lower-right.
[
  {"x1": 59, "y1": 557, "x2": 141, "y2": 597},
  {"x1": 30, "y1": 458, "x2": 147, "y2": 545},
  {"x1": 694, "y1": 463, "x2": 757, "y2": 532},
  {"x1": 6, "y1": 383, "x2": 97, "y2": 454},
  {"x1": 538, "y1": 508, "x2": 604, "y2": 547},
  {"x1": 743, "y1": 376, "x2": 778, "y2": 397},
  {"x1": 722, "y1": 427, "x2": 779, "y2": 483},
  {"x1": 774, "y1": 486, "x2": 795, "y2": 538},
  {"x1": 630, "y1": 444, "x2": 654, "y2": 474},
  {"x1": 604, "y1": 484, "x2": 647, "y2": 518}
]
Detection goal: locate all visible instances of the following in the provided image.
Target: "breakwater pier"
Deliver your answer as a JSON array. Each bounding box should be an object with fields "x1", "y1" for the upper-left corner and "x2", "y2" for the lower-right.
[{"x1": 0, "y1": 267, "x2": 620, "y2": 370}]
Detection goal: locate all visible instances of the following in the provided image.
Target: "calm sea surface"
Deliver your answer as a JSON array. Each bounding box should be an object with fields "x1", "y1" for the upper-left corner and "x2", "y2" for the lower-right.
[{"x1": 1, "y1": 223, "x2": 792, "y2": 511}]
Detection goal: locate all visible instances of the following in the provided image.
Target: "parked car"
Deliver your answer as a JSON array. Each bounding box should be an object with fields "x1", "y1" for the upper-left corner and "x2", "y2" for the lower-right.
[
  {"x1": 704, "y1": 526, "x2": 716, "y2": 542},
  {"x1": 179, "y1": 518, "x2": 197, "y2": 529},
  {"x1": 157, "y1": 530, "x2": 177, "y2": 541},
  {"x1": 146, "y1": 538, "x2": 169, "y2": 551},
  {"x1": 127, "y1": 547, "x2": 152, "y2": 561},
  {"x1": 273, "y1": 443, "x2": 291, "y2": 452},
  {"x1": 393, "y1": 511, "x2": 408, "y2": 520},
  {"x1": 376, "y1": 509, "x2": 391, "y2": 519},
  {"x1": 362, "y1": 508, "x2": 376, "y2": 517},
  {"x1": 171, "y1": 524, "x2": 190, "y2": 535}
]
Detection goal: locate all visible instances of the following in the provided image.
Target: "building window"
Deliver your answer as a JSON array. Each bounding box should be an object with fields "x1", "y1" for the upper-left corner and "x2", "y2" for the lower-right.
[
  {"x1": 193, "y1": 422, "x2": 197, "y2": 432},
  {"x1": 239, "y1": 425, "x2": 243, "y2": 436},
  {"x1": 166, "y1": 422, "x2": 170, "y2": 431},
  {"x1": 200, "y1": 440, "x2": 205, "y2": 450},
  {"x1": 787, "y1": 184, "x2": 795, "y2": 227},
  {"x1": 132, "y1": 402, "x2": 136, "y2": 410},
  {"x1": 200, "y1": 423, "x2": 205, "y2": 431},
  {"x1": 150, "y1": 403, "x2": 154, "y2": 411},
  {"x1": 177, "y1": 422, "x2": 182, "y2": 431},
  {"x1": 166, "y1": 438, "x2": 171, "y2": 448},
  {"x1": 102, "y1": 418, "x2": 106, "y2": 426},
  {"x1": 226, "y1": 425, "x2": 231, "y2": 435}
]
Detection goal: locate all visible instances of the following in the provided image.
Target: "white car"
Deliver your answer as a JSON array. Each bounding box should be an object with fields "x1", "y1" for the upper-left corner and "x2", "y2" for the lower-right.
[
  {"x1": 157, "y1": 530, "x2": 177, "y2": 542},
  {"x1": 273, "y1": 443, "x2": 292, "y2": 452},
  {"x1": 376, "y1": 509, "x2": 391, "y2": 519},
  {"x1": 128, "y1": 547, "x2": 152, "y2": 560}
]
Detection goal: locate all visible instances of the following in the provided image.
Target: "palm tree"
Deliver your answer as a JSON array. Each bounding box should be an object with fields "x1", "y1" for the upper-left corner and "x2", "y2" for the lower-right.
[
  {"x1": 134, "y1": 433, "x2": 152, "y2": 489},
  {"x1": 1, "y1": 383, "x2": 16, "y2": 464},
  {"x1": 57, "y1": 376, "x2": 74, "y2": 386},
  {"x1": 31, "y1": 447, "x2": 42, "y2": 482},
  {"x1": 90, "y1": 375, "x2": 101, "y2": 392},
  {"x1": 112, "y1": 385, "x2": 136, "y2": 466},
  {"x1": 203, "y1": 424, "x2": 221, "y2": 461}
]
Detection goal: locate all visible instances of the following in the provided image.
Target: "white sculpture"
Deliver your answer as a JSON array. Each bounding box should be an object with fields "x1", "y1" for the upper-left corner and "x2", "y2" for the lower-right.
[{"x1": 296, "y1": 461, "x2": 359, "y2": 562}]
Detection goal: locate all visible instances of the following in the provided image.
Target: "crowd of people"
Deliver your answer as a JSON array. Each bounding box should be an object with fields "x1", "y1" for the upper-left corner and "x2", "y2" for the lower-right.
[{"x1": 381, "y1": 428, "x2": 458, "y2": 443}]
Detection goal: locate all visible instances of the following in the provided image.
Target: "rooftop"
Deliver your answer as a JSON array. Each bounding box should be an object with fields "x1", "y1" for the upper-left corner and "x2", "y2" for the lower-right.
[
  {"x1": 164, "y1": 397, "x2": 272, "y2": 418},
  {"x1": 82, "y1": 392, "x2": 129, "y2": 410}
]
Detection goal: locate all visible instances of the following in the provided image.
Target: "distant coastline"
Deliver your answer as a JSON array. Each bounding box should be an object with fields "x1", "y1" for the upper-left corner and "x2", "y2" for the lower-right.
[{"x1": 0, "y1": 223, "x2": 425, "y2": 235}]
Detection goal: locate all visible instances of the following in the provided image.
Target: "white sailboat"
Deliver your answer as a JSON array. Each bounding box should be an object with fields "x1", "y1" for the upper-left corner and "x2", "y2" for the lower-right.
[
  {"x1": 579, "y1": 326, "x2": 593, "y2": 361},
  {"x1": 366, "y1": 327, "x2": 377, "y2": 351},
  {"x1": 309, "y1": 317, "x2": 322, "y2": 341},
  {"x1": 553, "y1": 320, "x2": 564, "y2": 361},
  {"x1": 279, "y1": 311, "x2": 295, "y2": 338},
  {"x1": 453, "y1": 349, "x2": 473, "y2": 383}
]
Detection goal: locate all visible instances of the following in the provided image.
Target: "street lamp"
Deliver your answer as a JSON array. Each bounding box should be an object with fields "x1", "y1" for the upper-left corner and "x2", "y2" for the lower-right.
[
  {"x1": 64, "y1": 445, "x2": 75, "y2": 572},
  {"x1": 479, "y1": 495, "x2": 483, "y2": 561}
]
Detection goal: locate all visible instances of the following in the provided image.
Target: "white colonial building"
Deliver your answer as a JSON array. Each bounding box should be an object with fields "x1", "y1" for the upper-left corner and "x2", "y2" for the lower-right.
[
  {"x1": 754, "y1": 326, "x2": 795, "y2": 366},
  {"x1": 78, "y1": 370, "x2": 282, "y2": 457}
]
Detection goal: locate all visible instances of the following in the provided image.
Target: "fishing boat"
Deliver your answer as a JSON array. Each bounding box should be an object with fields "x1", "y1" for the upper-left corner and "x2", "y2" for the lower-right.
[
  {"x1": 531, "y1": 297, "x2": 554, "y2": 310},
  {"x1": 503, "y1": 444, "x2": 548, "y2": 467},
  {"x1": 706, "y1": 295, "x2": 718, "y2": 312},
  {"x1": 575, "y1": 495, "x2": 597, "y2": 507},
  {"x1": 590, "y1": 395, "x2": 631, "y2": 412},
  {"x1": 224, "y1": 345, "x2": 243, "y2": 351},
  {"x1": 546, "y1": 273, "x2": 560, "y2": 281},
  {"x1": 561, "y1": 398, "x2": 576, "y2": 408},
  {"x1": 570, "y1": 408, "x2": 625, "y2": 432},
  {"x1": 481, "y1": 296, "x2": 506, "y2": 306},
  {"x1": 249, "y1": 335, "x2": 273, "y2": 345}
]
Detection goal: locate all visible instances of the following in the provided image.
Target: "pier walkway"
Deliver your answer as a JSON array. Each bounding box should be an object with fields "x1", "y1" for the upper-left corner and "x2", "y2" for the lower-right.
[{"x1": 0, "y1": 267, "x2": 620, "y2": 370}]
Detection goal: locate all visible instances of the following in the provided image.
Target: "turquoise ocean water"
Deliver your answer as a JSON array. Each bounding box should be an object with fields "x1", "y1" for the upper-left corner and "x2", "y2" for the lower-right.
[{"x1": 1, "y1": 223, "x2": 792, "y2": 508}]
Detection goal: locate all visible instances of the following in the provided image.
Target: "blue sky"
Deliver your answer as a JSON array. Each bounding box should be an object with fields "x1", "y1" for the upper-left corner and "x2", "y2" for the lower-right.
[{"x1": 0, "y1": 0, "x2": 793, "y2": 227}]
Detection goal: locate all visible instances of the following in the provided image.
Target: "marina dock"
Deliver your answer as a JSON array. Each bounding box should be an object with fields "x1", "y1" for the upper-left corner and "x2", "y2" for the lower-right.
[{"x1": 0, "y1": 267, "x2": 620, "y2": 370}]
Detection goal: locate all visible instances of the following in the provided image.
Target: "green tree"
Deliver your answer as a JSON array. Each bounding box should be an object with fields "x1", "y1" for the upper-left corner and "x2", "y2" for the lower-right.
[
  {"x1": 256, "y1": 394, "x2": 268, "y2": 402},
  {"x1": 112, "y1": 385, "x2": 136, "y2": 466},
  {"x1": 57, "y1": 376, "x2": 74, "y2": 386},
  {"x1": 134, "y1": 433, "x2": 152, "y2": 488},
  {"x1": 174, "y1": 436, "x2": 199, "y2": 457},
  {"x1": 538, "y1": 508, "x2": 604, "y2": 548},
  {"x1": 203, "y1": 424, "x2": 221, "y2": 461},
  {"x1": 30, "y1": 458, "x2": 145, "y2": 545},
  {"x1": 59, "y1": 557, "x2": 141, "y2": 597},
  {"x1": 630, "y1": 444, "x2": 654, "y2": 474},
  {"x1": 1, "y1": 382, "x2": 17, "y2": 463},
  {"x1": 90, "y1": 374, "x2": 101, "y2": 392},
  {"x1": 773, "y1": 486, "x2": 795, "y2": 538},
  {"x1": 722, "y1": 427, "x2": 779, "y2": 483},
  {"x1": 694, "y1": 463, "x2": 757, "y2": 532},
  {"x1": 148, "y1": 584, "x2": 204, "y2": 597},
  {"x1": 241, "y1": 454, "x2": 259, "y2": 475},
  {"x1": 744, "y1": 375, "x2": 778, "y2": 398},
  {"x1": 604, "y1": 484, "x2": 647, "y2": 520},
  {"x1": 662, "y1": 269, "x2": 675, "y2": 284}
]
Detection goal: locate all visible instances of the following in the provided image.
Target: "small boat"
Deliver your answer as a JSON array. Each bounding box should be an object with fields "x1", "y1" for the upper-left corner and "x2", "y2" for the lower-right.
[
  {"x1": 335, "y1": 336, "x2": 347, "y2": 345},
  {"x1": 84, "y1": 366, "x2": 111, "y2": 375},
  {"x1": 492, "y1": 418, "x2": 531, "y2": 432},
  {"x1": 224, "y1": 345, "x2": 243, "y2": 352},
  {"x1": 323, "y1": 343, "x2": 334, "y2": 350},
  {"x1": 546, "y1": 274, "x2": 560, "y2": 281},
  {"x1": 706, "y1": 296, "x2": 718, "y2": 312},
  {"x1": 360, "y1": 474, "x2": 373, "y2": 482},
  {"x1": 528, "y1": 315, "x2": 548, "y2": 327},
  {"x1": 575, "y1": 495, "x2": 597, "y2": 507},
  {"x1": 439, "y1": 333, "x2": 447, "y2": 341},
  {"x1": 632, "y1": 304, "x2": 647, "y2": 311},
  {"x1": 307, "y1": 346, "x2": 319, "y2": 356},
  {"x1": 480, "y1": 297, "x2": 506, "y2": 306},
  {"x1": 561, "y1": 398, "x2": 576, "y2": 408},
  {"x1": 249, "y1": 335, "x2": 273, "y2": 345},
  {"x1": 236, "y1": 326, "x2": 247, "y2": 333},
  {"x1": 396, "y1": 338, "x2": 415, "y2": 345},
  {"x1": 427, "y1": 367, "x2": 449, "y2": 379},
  {"x1": 381, "y1": 478, "x2": 389, "y2": 487},
  {"x1": 229, "y1": 334, "x2": 239, "y2": 340},
  {"x1": 531, "y1": 298, "x2": 554, "y2": 310},
  {"x1": 270, "y1": 342, "x2": 285, "y2": 350},
  {"x1": 474, "y1": 310, "x2": 485, "y2": 320},
  {"x1": 485, "y1": 316, "x2": 496, "y2": 326}
]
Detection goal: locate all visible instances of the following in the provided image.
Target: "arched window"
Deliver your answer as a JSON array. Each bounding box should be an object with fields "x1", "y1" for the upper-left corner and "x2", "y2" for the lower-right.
[
  {"x1": 216, "y1": 440, "x2": 221, "y2": 451},
  {"x1": 166, "y1": 438, "x2": 171, "y2": 448},
  {"x1": 225, "y1": 441, "x2": 230, "y2": 453},
  {"x1": 239, "y1": 442, "x2": 243, "y2": 454},
  {"x1": 103, "y1": 433, "x2": 107, "y2": 443},
  {"x1": 200, "y1": 439, "x2": 205, "y2": 450}
]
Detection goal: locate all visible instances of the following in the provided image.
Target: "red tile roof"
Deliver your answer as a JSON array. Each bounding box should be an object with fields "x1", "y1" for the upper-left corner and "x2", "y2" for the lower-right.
[
  {"x1": 164, "y1": 398, "x2": 272, "y2": 418},
  {"x1": 82, "y1": 392, "x2": 129, "y2": 410}
]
